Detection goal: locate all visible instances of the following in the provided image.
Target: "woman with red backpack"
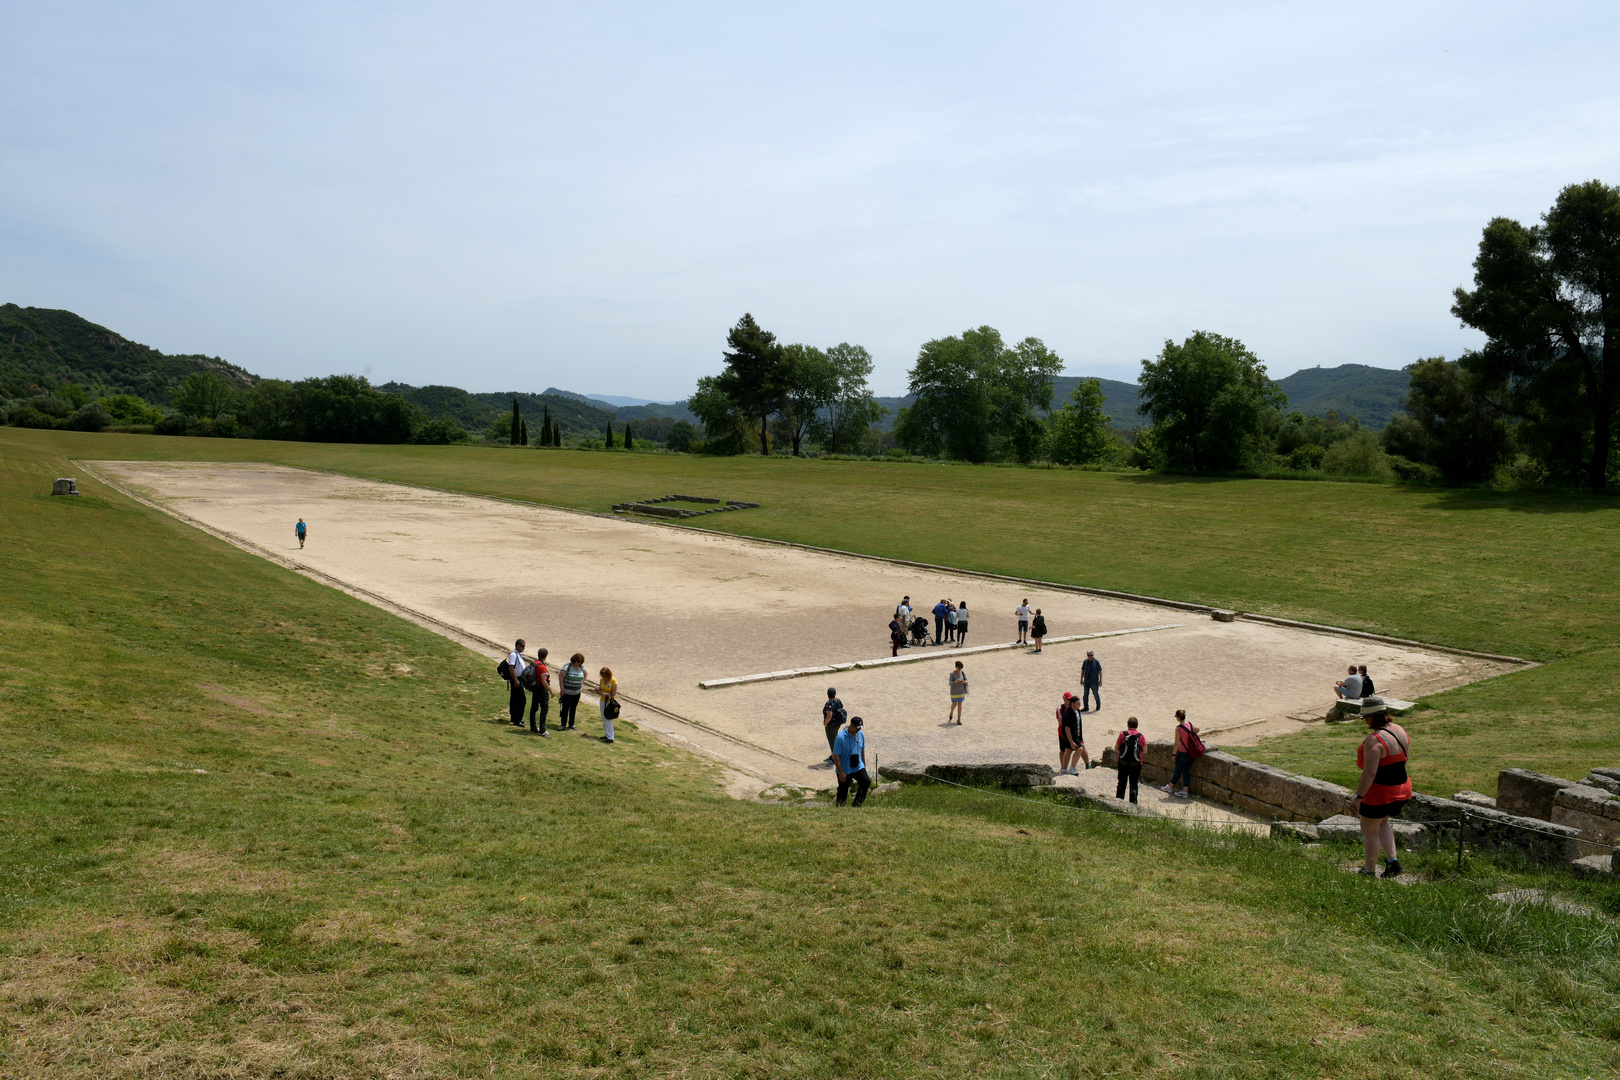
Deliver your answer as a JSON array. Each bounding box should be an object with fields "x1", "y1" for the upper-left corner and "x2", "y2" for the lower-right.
[{"x1": 1162, "y1": 709, "x2": 1204, "y2": 799}]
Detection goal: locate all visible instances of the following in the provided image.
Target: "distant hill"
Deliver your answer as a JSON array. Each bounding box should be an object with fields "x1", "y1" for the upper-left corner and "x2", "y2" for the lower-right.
[
  {"x1": 543, "y1": 386, "x2": 694, "y2": 425},
  {"x1": 0, "y1": 303, "x2": 256, "y2": 403},
  {"x1": 380, "y1": 384, "x2": 625, "y2": 438},
  {"x1": 1274, "y1": 365, "x2": 1409, "y2": 429}
]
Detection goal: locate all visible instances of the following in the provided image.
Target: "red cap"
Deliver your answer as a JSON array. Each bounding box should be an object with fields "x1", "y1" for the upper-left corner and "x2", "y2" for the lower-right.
[{"x1": 1062, "y1": 692, "x2": 1076, "y2": 700}]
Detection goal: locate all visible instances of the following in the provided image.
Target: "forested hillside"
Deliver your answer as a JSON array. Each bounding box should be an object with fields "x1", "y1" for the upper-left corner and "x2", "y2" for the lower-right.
[
  {"x1": 1275, "y1": 364, "x2": 1409, "y2": 428},
  {"x1": 0, "y1": 304, "x2": 256, "y2": 403}
]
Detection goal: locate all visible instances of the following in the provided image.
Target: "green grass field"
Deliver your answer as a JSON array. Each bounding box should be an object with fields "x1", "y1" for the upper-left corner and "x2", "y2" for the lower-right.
[{"x1": 5, "y1": 427, "x2": 1620, "y2": 1077}]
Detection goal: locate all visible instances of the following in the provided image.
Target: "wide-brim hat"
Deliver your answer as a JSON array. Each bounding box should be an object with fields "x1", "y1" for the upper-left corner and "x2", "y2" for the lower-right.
[{"x1": 1359, "y1": 696, "x2": 1389, "y2": 715}]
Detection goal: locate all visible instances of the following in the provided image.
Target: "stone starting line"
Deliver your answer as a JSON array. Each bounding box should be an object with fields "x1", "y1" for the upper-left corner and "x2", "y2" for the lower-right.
[{"x1": 697, "y1": 623, "x2": 1186, "y2": 689}]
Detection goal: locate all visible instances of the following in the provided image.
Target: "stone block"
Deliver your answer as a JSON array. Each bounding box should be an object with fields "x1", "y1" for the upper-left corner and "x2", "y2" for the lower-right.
[
  {"x1": 1571, "y1": 855, "x2": 1614, "y2": 879},
  {"x1": 1496, "y1": 768, "x2": 1578, "y2": 821},
  {"x1": 877, "y1": 760, "x2": 927, "y2": 783},
  {"x1": 1316, "y1": 814, "x2": 1428, "y2": 851},
  {"x1": 1142, "y1": 740, "x2": 1175, "y2": 772},
  {"x1": 926, "y1": 763, "x2": 1055, "y2": 789},
  {"x1": 1582, "y1": 773, "x2": 1620, "y2": 795},
  {"x1": 1552, "y1": 784, "x2": 1620, "y2": 855},
  {"x1": 1211, "y1": 610, "x2": 1237, "y2": 622},
  {"x1": 1316, "y1": 815, "x2": 1361, "y2": 842},
  {"x1": 1272, "y1": 821, "x2": 1320, "y2": 842},
  {"x1": 1228, "y1": 791, "x2": 1287, "y2": 819},
  {"x1": 1590, "y1": 767, "x2": 1620, "y2": 784},
  {"x1": 51, "y1": 478, "x2": 80, "y2": 496},
  {"x1": 1451, "y1": 791, "x2": 1497, "y2": 809},
  {"x1": 1553, "y1": 784, "x2": 1620, "y2": 822}
]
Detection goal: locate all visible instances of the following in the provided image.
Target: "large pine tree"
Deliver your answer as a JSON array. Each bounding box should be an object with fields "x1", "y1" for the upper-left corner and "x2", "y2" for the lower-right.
[{"x1": 509, "y1": 397, "x2": 522, "y2": 445}]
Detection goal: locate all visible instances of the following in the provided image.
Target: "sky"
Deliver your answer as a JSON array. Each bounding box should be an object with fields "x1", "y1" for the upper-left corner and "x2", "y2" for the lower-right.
[{"x1": 4, "y1": 3, "x2": 1618, "y2": 398}]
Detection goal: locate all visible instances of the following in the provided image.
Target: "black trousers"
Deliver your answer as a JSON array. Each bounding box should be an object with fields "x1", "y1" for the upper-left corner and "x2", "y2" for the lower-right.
[
  {"x1": 530, "y1": 691, "x2": 550, "y2": 733},
  {"x1": 837, "y1": 768, "x2": 871, "y2": 807},
  {"x1": 1116, "y1": 765, "x2": 1141, "y2": 803},
  {"x1": 559, "y1": 693, "x2": 580, "y2": 728},
  {"x1": 934, "y1": 616, "x2": 944, "y2": 643},
  {"x1": 508, "y1": 682, "x2": 526, "y2": 725},
  {"x1": 825, "y1": 722, "x2": 840, "y2": 756}
]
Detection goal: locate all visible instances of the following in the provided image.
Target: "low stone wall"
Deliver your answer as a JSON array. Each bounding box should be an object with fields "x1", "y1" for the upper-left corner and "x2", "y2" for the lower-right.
[
  {"x1": 1552, "y1": 784, "x2": 1620, "y2": 857},
  {"x1": 1102, "y1": 741, "x2": 1356, "y2": 821},
  {"x1": 879, "y1": 761, "x2": 1055, "y2": 789},
  {"x1": 1101, "y1": 740, "x2": 1583, "y2": 862},
  {"x1": 1497, "y1": 768, "x2": 1578, "y2": 820}
]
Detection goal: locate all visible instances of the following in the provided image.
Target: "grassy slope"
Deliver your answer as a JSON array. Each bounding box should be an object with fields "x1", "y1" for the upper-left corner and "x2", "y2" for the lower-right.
[
  {"x1": 5, "y1": 435, "x2": 1620, "y2": 1076},
  {"x1": 32, "y1": 427, "x2": 1620, "y2": 795}
]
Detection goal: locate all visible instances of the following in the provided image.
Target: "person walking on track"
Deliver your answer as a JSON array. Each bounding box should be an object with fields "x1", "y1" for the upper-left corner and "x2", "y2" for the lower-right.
[
  {"x1": 833, "y1": 716, "x2": 871, "y2": 806},
  {"x1": 1114, "y1": 717, "x2": 1144, "y2": 802},
  {"x1": 1353, "y1": 697, "x2": 1412, "y2": 878},
  {"x1": 955, "y1": 602, "x2": 969, "y2": 647},
  {"x1": 948, "y1": 661, "x2": 967, "y2": 724},
  {"x1": 295, "y1": 518, "x2": 307, "y2": 549},
  {"x1": 822, "y1": 688, "x2": 847, "y2": 762},
  {"x1": 1015, "y1": 599, "x2": 1032, "y2": 644},
  {"x1": 559, "y1": 653, "x2": 587, "y2": 730},
  {"x1": 504, "y1": 639, "x2": 528, "y2": 728},
  {"x1": 597, "y1": 667, "x2": 619, "y2": 743},
  {"x1": 1081, "y1": 651, "x2": 1102, "y2": 711}
]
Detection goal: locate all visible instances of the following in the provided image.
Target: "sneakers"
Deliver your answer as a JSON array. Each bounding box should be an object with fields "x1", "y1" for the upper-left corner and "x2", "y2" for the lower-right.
[
  {"x1": 1161, "y1": 784, "x2": 1174, "y2": 793},
  {"x1": 1382, "y1": 859, "x2": 1403, "y2": 879},
  {"x1": 539, "y1": 731, "x2": 550, "y2": 738},
  {"x1": 1173, "y1": 790, "x2": 1189, "y2": 799},
  {"x1": 1085, "y1": 762, "x2": 1097, "y2": 770}
]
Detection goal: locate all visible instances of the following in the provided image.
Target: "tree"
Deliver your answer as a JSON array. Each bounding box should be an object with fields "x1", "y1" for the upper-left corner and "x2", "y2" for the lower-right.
[
  {"x1": 666, "y1": 420, "x2": 697, "y2": 452},
  {"x1": 1048, "y1": 378, "x2": 1114, "y2": 465},
  {"x1": 1452, "y1": 180, "x2": 1620, "y2": 490},
  {"x1": 174, "y1": 371, "x2": 236, "y2": 420},
  {"x1": 509, "y1": 398, "x2": 522, "y2": 446},
  {"x1": 623, "y1": 422, "x2": 634, "y2": 448},
  {"x1": 715, "y1": 313, "x2": 790, "y2": 455},
  {"x1": 780, "y1": 344, "x2": 837, "y2": 456},
  {"x1": 540, "y1": 403, "x2": 553, "y2": 446},
  {"x1": 238, "y1": 376, "x2": 420, "y2": 443},
  {"x1": 895, "y1": 327, "x2": 1062, "y2": 462},
  {"x1": 688, "y1": 374, "x2": 751, "y2": 455},
  {"x1": 817, "y1": 343, "x2": 887, "y2": 453},
  {"x1": 1137, "y1": 332, "x2": 1284, "y2": 471},
  {"x1": 1388, "y1": 357, "x2": 1513, "y2": 483},
  {"x1": 520, "y1": 417, "x2": 528, "y2": 446},
  {"x1": 604, "y1": 423, "x2": 615, "y2": 448}
]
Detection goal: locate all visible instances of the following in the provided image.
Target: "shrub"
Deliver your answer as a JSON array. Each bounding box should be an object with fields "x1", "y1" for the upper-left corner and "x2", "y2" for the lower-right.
[
  {"x1": 665, "y1": 420, "x2": 697, "y2": 453},
  {"x1": 1321, "y1": 429, "x2": 1392, "y2": 479},
  {"x1": 155, "y1": 414, "x2": 191, "y2": 436},
  {"x1": 1287, "y1": 443, "x2": 1327, "y2": 471},
  {"x1": 411, "y1": 418, "x2": 473, "y2": 445},
  {"x1": 98, "y1": 395, "x2": 164, "y2": 425},
  {"x1": 67, "y1": 403, "x2": 112, "y2": 432}
]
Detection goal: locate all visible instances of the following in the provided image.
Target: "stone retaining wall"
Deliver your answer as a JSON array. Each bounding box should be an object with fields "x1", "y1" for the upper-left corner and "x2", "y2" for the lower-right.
[
  {"x1": 1101, "y1": 740, "x2": 1583, "y2": 862},
  {"x1": 1552, "y1": 784, "x2": 1620, "y2": 857},
  {"x1": 1496, "y1": 768, "x2": 1578, "y2": 820}
]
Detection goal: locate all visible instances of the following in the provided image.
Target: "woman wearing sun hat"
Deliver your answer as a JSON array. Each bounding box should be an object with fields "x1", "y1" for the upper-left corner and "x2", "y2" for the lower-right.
[{"x1": 1353, "y1": 696, "x2": 1412, "y2": 878}]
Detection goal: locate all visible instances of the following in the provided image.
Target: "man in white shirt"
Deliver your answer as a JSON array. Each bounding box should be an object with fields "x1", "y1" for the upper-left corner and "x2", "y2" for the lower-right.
[
  {"x1": 506, "y1": 639, "x2": 528, "y2": 726},
  {"x1": 1015, "y1": 600, "x2": 1032, "y2": 645}
]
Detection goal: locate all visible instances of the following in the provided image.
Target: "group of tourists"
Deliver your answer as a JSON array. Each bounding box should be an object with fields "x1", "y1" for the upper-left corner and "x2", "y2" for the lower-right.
[
  {"x1": 499, "y1": 640, "x2": 619, "y2": 743},
  {"x1": 944, "y1": 649, "x2": 1101, "y2": 727},
  {"x1": 821, "y1": 688, "x2": 870, "y2": 806},
  {"x1": 888, "y1": 595, "x2": 972, "y2": 655}
]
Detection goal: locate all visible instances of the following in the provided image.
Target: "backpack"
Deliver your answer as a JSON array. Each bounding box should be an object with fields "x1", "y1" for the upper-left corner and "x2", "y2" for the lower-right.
[
  {"x1": 1179, "y1": 722, "x2": 1207, "y2": 759},
  {"x1": 520, "y1": 663, "x2": 539, "y2": 690},
  {"x1": 828, "y1": 700, "x2": 847, "y2": 727},
  {"x1": 1119, "y1": 731, "x2": 1143, "y2": 767},
  {"x1": 496, "y1": 658, "x2": 511, "y2": 680}
]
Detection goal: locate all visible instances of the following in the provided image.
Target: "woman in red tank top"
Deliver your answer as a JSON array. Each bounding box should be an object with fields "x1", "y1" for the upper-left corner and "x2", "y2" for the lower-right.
[{"x1": 1353, "y1": 696, "x2": 1411, "y2": 878}]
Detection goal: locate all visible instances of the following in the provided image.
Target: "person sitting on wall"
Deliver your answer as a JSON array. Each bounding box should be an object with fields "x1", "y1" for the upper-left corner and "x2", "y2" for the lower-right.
[{"x1": 1334, "y1": 664, "x2": 1364, "y2": 700}]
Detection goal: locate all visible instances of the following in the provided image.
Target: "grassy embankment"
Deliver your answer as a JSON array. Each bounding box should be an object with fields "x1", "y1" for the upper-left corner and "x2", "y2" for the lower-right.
[
  {"x1": 4, "y1": 432, "x2": 1620, "y2": 1075},
  {"x1": 42, "y1": 427, "x2": 1620, "y2": 795}
]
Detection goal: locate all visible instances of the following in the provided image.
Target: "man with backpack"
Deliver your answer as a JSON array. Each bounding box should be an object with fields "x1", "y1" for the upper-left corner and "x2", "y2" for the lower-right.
[
  {"x1": 524, "y1": 647, "x2": 552, "y2": 736},
  {"x1": 502, "y1": 639, "x2": 528, "y2": 727},
  {"x1": 1114, "y1": 717, "x2": 1145, "y2": 803},
  {"x1": 822, "y1": 688, "x2": 847, "y2": 763}
]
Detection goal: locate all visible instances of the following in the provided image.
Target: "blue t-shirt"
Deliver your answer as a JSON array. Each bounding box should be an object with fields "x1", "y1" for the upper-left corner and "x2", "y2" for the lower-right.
[
  {"x1": 933, "y1": 602, "x2": 949, "y2": 618},
  {"x1": 832, "y1": 728, "x2": 866, "y2": 774},
  {"x1": 295, "y1": 521, "x2": 306, "y2": 535}
]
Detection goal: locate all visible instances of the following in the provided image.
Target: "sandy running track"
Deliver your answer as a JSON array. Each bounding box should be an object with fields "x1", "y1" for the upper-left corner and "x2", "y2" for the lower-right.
[{"x1": 89, "y1": 461, "x2": 1516, "y2": 788}]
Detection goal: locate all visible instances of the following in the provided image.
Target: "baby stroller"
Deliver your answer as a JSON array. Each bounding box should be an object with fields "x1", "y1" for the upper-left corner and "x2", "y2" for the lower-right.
[{"x1": 909, "y1": 615, "x2": 931, "y2": 647}]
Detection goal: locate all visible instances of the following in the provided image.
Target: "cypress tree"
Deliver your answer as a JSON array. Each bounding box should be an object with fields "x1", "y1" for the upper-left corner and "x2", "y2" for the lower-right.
[
  {"x1": 605, "y1": 423, "x2": 615, "y2": 448},
  {"x1": 520, "y1": 417, "x2": 528, "y2": 446},
  {"x1": 541, "y1": 404, "x2": 552, "y2": 447},
  {"x1": 624, "y1": 422, "x2": 634, "y2": 449},
  {"x1": 548, "y1": 418, "x2": 558, "y2": 446},
  {"x1": 510, "y1": 397, "x2": 521, "y2": 445}
]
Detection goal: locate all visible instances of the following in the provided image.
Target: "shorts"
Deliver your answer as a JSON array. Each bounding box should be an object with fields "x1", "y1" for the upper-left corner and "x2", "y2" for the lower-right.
[
  {"x1": 1358, "y1": 799, "x2": 1408, "y2": 820},
  {"x1": 1018, "y1": 620, "x2": 1029, "y2": 630},
  {"x1": 1060, "y1": 726, "x2": 1081, "y2": 750}
]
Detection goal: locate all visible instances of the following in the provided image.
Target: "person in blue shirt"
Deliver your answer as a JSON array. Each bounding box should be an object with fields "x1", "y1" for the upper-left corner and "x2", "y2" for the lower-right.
[
  {"x1": 832, "y1": 716, "x2": 871, "y2": 806},
  {"x1": 932, "y1": 600, "x2": 950, "y2": 645},
  {"x1": 1081, "y1": 650, "x2": 1102, "y2": 711},
  {"x1": 295, "y1": 518, "x2": 307, "y2": 549}
]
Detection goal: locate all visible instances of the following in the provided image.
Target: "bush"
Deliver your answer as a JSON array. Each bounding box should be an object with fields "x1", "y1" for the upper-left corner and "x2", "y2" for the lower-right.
[
  {"x1": 98, "y1": 394, "x2": 164, "y2": 425},
  {"x1": 154, "y1": 414, "x2": 190, "y2": 436},
  {"x1": 665, "y1": 420, "x2": 697, "y2": 453},
  {"x1": 411, "y1": 418, "x2": 473, "y2": 445},
  {"x1": 67, "y1": 403, "x2": 112, "y2": 432},
  {"x1": 1387, "y1": 455, "x2": 1440, "y2": 482},
  {"x1": 1287, "y1": 443, "x2": 1327, "y2": 471},
  {"x1": 1321, "y1": 429, "x2": 1392, "y2": 479}
]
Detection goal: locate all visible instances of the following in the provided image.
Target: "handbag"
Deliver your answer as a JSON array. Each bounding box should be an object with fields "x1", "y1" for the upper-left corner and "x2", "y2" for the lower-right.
[{"x1": 602, "y1": 698, "x2": 621, "y2": 720}]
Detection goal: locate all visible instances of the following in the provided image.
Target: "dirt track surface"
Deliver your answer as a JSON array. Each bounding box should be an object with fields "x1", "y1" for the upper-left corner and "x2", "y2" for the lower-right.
[{"x1": 91, "y1": 461, "x2": 1515, "y2": 788}]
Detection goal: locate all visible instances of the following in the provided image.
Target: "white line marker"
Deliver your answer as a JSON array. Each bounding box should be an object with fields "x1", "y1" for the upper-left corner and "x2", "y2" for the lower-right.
[{"x1": 698, "y1": 624, "x2": 1185, "y2": 689}]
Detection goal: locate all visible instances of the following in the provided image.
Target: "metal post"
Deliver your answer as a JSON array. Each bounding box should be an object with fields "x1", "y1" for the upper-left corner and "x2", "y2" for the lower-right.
[{"x1": 1455, "y1": 811, "x2": 1467, "y2": 871}]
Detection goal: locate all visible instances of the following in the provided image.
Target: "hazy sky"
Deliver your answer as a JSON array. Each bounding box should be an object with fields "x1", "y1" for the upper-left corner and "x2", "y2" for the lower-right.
[{"x1": 4, "y1": 3, "x2": 1618, "y2": 398}]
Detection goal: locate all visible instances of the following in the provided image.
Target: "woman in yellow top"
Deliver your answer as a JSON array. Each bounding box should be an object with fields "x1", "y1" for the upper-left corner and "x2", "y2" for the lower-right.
[{"x1": 598, "y1": 667, "x2": 619, "y2": 744}]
